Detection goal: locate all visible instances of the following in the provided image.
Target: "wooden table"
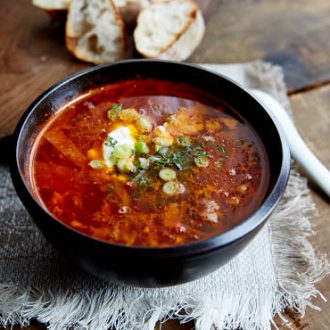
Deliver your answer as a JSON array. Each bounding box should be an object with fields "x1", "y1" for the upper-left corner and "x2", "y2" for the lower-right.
[{"x1": 0, "y1": 0, "x2": 329, "y2": 329}]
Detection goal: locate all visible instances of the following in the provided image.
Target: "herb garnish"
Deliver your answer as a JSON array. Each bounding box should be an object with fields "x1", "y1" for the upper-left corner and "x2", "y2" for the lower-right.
[
  {"x1": 217, "y1": 145, "x2": 228, "y2": 157},
  {"x1": 176, "y1": 135, "x2": 191, "y2": 147},
  {"x1": 149, "y1": 149, "x2": 187, "y2": 170},
  {"x1": 147, "y1": 138, "x2": 212, "y2": 171},
  {"x1": 104, "y1": 136, "x2": 118, "y2": 148},
  {"x1": 131, "y1": 170, "x2": 152, "y2": 186},
  {"x1": 107, "y1": 103, "x2": 123, "y2": 120}
]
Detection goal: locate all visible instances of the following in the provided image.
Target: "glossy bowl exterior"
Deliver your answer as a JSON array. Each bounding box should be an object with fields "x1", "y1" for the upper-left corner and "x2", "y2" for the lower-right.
[{"x1": 11, "y1": 60, "x2": 290, "y2": 287}]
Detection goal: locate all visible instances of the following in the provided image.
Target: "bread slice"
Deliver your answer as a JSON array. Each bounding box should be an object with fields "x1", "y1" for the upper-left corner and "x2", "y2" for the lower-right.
[
  {"x1": 133, "y1": 0, "x2": 205, "y2": 61},
  {"x1": 32, "y1": 0, "x2": 71, "y2": 10},
  {"x1": 66, "y1": 0, "x2": 127, "y2": 64},
  {"x1": 33, "y1": 0, "x2": 148, "y2": 27}
]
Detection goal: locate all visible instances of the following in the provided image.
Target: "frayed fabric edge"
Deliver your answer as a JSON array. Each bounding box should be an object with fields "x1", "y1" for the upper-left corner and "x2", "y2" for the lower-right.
[
  {"x1": 0, "y1": 284, "x2": 278, "y2": 330},
  {"x1": 270, "y1": 170, "x2": 329, "y2": 329},
  {"x1": 0, "y1": 170, "x2": 328, "y2": 330}
]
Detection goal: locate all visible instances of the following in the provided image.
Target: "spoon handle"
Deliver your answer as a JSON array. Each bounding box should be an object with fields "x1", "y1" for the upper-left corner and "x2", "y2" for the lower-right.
[{"x1": 250, "y1": 89, "x2": 330, "y2": 199}]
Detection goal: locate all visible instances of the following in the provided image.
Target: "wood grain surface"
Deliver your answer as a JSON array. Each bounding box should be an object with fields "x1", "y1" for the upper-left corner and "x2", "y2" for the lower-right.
[
  {"x1": 191, "y1": 0, "x2": 330, "y2": 93},
  {"x1": 0, "y1": 0, "x2": 329, "y2": 329},
  {"x1": 0, "y1": 0, "x2": 88, "y2": 139},
  {"x1": 274, "y1": 86, "x2": 330, "y2": 330}
]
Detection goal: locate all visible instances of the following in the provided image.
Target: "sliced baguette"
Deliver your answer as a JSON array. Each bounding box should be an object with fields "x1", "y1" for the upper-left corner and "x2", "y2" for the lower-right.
[
  {"x1": 32, "y1": 0, "x2": 71, "y2": 10},
  {"x1": 32, "y1": 0, "x2": 146, "y2": 27},
  {"x1": 66, "y1": 0, "x2": 127, "y2": 64},
  {"x1": 133, "y1": 0, "x2": 205, "y2": 61}
]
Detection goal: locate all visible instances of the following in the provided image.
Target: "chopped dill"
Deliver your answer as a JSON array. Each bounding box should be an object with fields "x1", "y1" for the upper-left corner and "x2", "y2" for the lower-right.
[
  {"x1": 104, "y1": 136, "x2": 118, "y2": 148},
  {"x1": 217, "y1": 145, "x2": 228, "y2": 157},
  {"x1": 131, "y1": 170, "x2": 152, "y2": 186},
  {"x1": 149, "y1": 149, "x2": 187, "y2": 170}
]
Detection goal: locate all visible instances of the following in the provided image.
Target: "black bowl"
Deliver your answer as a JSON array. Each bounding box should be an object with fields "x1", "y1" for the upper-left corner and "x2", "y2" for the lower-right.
[{"x1": 11, "y1": 60, "x2": 290, "y2": 287}]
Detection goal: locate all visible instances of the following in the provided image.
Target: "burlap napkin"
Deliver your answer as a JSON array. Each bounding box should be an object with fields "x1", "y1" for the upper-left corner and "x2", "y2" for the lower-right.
[{"x1": 0, "y1": 62, "x2": 328, "y2": 330}]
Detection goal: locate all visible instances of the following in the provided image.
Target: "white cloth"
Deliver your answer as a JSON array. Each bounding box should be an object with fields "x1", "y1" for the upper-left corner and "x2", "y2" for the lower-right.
[{"x1": 0, "y1": 62, "x2": 328, "y2": 330}]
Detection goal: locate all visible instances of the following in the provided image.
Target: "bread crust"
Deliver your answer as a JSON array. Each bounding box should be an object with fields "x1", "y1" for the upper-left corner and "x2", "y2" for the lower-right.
[
  {"x1": 118, "y1": 0, "x2": 149, "y2": 28},
  {"x1": 134, "y1": 0, "x2": 205, "y2": 61},
  {"x1": 65, "y1": 0, "x2": 127, "y2": 64},
  {"x1": 32, "y1": 0, "x2": 71, "y2": 10},
  {"x1": 158, "y1": 10, "x2": 204, "y2": 60},
  {"x1": 33, "y1": 0, "x2": 147, "y2": 28}
]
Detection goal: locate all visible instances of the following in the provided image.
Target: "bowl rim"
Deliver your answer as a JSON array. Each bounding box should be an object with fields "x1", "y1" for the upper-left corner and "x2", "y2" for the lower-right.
[{"x1": 11, "y1": 59, "x2": 291, "y2": 258}]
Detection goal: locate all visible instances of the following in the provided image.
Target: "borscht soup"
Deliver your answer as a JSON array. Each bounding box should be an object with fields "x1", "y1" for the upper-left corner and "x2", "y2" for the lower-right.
[{"x1": 30, "y1": 79, "x2": 270, "y2": 247}]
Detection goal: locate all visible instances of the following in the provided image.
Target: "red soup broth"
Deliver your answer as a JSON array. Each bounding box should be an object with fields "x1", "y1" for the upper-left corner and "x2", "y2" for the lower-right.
[{"x1": 30, "y1": 79, "x2": 270, "y2": 247}]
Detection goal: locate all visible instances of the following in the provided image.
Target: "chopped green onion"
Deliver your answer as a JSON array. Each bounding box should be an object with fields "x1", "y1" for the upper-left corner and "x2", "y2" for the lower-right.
[
  {"x1": 162, "y1": 181, "x2": 185, "y2": 195},
  {"x1": 89, "y1": 160, "x2": 104, "y2": 169},
  {"x1": 139, "y1": 157, "x2": 150, "y2": 169},
  {"x1": 176, "y1": 135, "x2": 190, "y2": 147},
  {"x1": 107, "y1": 155, "x2": 117, "y2": 167},
  {"x1": 136, "y1": 117, "x2": 152, "y2": 132},
  {"x1": 135, "y1": 141, "x2": 150, "y2": 154},
  {"x1": 119, "y1": 108, "x2": 140, "y2": 121},
  {"x1": 112, "y1": 103, "x2": 123, "y2": 111},
  {"x1": 107, "y1": 103, "x2": 123, "y2": 120},
  {"x1": 194, "y1": 156, "x2": 209, "y2": 168},
  {"x1": 195, "y1": 150, "x2": 211, "y2": 158},
  {"x1": 117, "y1": 159, "x2": 136, "y2": 173},
  {"x1": 113, "y1": 144, "x2": 133, "y2": 159},
  {"x1": 159, "y1": 168, "x2": 176, "y2": 181}
]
